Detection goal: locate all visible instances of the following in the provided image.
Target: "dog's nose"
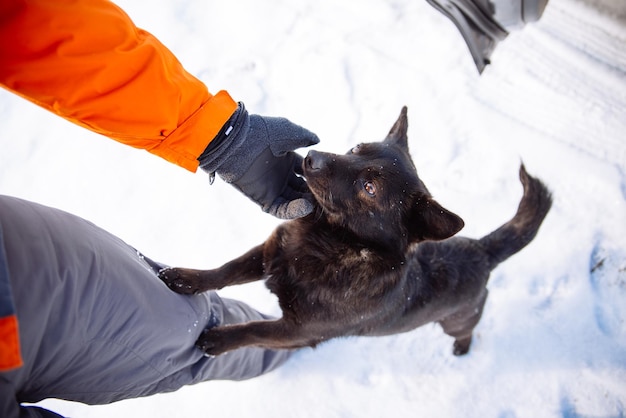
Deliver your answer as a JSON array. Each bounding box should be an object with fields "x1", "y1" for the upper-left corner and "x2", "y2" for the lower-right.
[{"x1": 305, "y1": 150, "x2": 328, "y2": 171}]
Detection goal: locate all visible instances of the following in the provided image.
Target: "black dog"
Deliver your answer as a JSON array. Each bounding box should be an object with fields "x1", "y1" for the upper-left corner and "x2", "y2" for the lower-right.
[{"x1": 159, "y1": 107, "x2": 552, "y2": 356}]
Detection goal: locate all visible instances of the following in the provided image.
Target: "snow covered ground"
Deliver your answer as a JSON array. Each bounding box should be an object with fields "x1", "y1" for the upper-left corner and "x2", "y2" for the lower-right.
[{"x1": 1, "y1": 0, "x2": 625, "y2": 416}]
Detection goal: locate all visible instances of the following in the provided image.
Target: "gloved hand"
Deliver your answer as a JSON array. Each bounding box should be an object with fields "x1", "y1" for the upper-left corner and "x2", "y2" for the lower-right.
[{"x1": 198, "y1": 103, "x2": 319, "y2": 219}]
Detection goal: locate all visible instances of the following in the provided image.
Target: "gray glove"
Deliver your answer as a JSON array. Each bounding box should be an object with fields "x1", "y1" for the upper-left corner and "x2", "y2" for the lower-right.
[{"x1": 198, "y1": 103, "x2": 319, "y2": 219}]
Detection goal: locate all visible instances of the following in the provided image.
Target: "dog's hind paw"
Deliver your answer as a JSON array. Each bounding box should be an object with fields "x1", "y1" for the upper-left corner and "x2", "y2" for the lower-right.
[
  {"x1": 452, "y1": 337, "x2": 472, "y2": 356},
  {"x1": 158, "y1": 267, "x2": 201, "y2": 295}
]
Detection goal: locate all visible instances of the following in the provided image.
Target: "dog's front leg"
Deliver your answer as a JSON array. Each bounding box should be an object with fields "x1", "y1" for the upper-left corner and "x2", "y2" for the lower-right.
[
  {"x1": 197, "y1": 319, "x2": 313, "y2": 356},
  {"x1": 158, "y1": 244, "x2": 265, "y2": 294}
]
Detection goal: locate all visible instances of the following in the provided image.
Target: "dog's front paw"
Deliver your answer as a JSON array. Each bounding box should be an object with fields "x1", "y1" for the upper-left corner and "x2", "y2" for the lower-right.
[
  {"x1": 158, "y1": 267, "x2": 202, "y2": 295},
  {"x1": 196, "y1": 328, "x2": 230, "y2": 356}
]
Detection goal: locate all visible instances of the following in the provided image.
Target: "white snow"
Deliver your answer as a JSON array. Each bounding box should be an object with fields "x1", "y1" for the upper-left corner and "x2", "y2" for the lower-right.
[{"x1": 1, "y1": 0, "x2": 625, "y2": 416}]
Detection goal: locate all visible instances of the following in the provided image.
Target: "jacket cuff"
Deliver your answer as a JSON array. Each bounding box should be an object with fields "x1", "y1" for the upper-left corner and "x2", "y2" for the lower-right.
[
  {"x1": 148, "y1": 90, "x2": 238, "y2": 172},
  {"x1": 197, "y1": 102, "x2": 250, "y2": 175}
]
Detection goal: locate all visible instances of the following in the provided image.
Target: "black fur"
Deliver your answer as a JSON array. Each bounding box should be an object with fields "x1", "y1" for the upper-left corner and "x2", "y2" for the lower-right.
[{"x1": 159, "y1": 107, "x2": 552, "y2": 356}]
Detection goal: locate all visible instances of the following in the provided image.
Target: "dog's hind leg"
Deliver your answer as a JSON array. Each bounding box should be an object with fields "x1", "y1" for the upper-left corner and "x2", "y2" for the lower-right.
[
  {"x1": 438, "y1": 289, "x2": 488, "y2": 355},
  {"x1": 196, "y1": 318, "x2": 317, "y2": 356}
]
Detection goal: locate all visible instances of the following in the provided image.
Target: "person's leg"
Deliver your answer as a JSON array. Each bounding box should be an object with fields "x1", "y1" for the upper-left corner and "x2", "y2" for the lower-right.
[
  {"x1": 425, "y1": 0, "x2": 550, "y2": 72},
  {"x1": 0, "y1": 196, "x2": 290, "y2": 417}
]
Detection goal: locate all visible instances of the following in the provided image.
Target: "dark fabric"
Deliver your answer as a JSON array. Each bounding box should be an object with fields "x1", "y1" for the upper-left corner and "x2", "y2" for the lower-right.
[
  {"x1": 198, "y1": 103, "x2": 320, "y2": 219},
  {"x1": 0, "y1": 225, "x2": 22, "y2": 372},
  {"x1": 19, "y1": 405, "x2": 64, "y2": 418},
  {"x1": 198, "y1": 102, "x2": 250, "y2": 175},
  {"x1": 0, "y1": 229, "x2": 14, "y2": 317},
  {"x1": 0, "y1": 195, "x2": 291, "y2": 418}
]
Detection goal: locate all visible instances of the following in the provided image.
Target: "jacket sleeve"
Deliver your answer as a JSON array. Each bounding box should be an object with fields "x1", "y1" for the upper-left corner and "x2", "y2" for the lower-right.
[{"x1": 0, "y1": 0, "x2": 238, "y2": 172}]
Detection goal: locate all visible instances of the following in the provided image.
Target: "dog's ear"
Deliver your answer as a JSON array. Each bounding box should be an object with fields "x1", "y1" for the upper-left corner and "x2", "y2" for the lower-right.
[
  {"x1": 384, "y1": 106, "x2": 409, "y2": 150},
  {"x1": 409, "y1": 197, "x2": 464, "y2": 242}
]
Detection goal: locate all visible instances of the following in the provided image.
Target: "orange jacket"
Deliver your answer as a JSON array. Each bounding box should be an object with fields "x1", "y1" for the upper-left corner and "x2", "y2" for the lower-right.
[
  {"x1": 0, "y1": 0, "x2": 238, "y2": 372},
  {"x1": 0, "y1": 0, "x2": 238, "y2": 172}
]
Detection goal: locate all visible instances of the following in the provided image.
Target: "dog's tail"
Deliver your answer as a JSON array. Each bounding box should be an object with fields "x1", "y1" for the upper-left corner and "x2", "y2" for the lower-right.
[{"x1": 479, "y1": 164, "x2": 552, "y2": 268}]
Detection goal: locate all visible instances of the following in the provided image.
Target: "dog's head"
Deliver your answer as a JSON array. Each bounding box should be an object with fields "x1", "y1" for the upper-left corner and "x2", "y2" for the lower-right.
[{"x1": 302, "y1": 106, "x2": 464, "y2": 253}]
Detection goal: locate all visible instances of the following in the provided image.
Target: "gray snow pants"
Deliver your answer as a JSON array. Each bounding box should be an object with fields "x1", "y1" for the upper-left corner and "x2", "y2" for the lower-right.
[{"x1": 0, "y1": 195, "x2": 291, "y2": 418}]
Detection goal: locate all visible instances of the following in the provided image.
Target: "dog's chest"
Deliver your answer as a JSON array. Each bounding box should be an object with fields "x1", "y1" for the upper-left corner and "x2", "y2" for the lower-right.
[
  {"x1": 268, "y1": 240, "x2": 370, "y2": 287},
  {"x1": 264, "y1": 226, "x2": 402, "y2": 309}
]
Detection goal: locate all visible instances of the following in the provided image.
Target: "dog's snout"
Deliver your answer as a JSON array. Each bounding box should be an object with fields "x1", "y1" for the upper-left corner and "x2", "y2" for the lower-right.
[{"x1": 305, "y1": 150, "x2": 332, "y2": 171}]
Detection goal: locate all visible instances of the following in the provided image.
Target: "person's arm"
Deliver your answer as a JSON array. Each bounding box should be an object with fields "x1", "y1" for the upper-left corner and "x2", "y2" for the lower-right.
[
  {"x1": 0, "y1": 0, "x2": 237, "y2": 172},
  {"x1": 0, "y1": 0, "x2": 319, "y2": 219}
]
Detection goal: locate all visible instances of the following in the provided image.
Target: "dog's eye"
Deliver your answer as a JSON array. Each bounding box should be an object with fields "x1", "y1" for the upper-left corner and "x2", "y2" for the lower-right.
[
  {"x1": 351, "y1": 144, "x2": 362, "y2": 154},
  {"x1": 363, "y1": 181, "x2": 376, "y2": 196}
]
